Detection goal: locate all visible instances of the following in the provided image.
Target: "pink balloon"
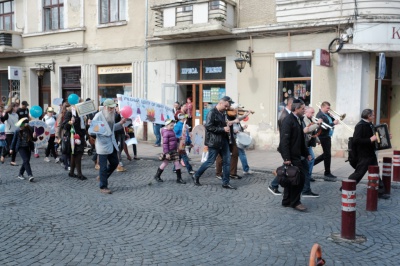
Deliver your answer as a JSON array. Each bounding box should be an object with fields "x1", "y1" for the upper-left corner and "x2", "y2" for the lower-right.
[{"x1": 120, "y1": 106, "x2": 133, "y2": 118}]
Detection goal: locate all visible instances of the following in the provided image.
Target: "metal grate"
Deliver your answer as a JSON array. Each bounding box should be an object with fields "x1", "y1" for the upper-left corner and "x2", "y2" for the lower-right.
[{"x1": 0, "y1": 33, "x2": 12, "y2": 46}]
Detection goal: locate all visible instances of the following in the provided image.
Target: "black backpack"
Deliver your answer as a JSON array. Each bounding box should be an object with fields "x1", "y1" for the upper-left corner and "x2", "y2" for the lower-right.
[{"x1": 346, "y1": 137, "x2": 358, "y2": 169}]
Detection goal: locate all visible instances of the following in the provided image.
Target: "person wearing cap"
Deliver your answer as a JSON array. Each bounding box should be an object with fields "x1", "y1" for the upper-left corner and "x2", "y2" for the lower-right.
[
  {"x1": 91, "y1": 98, "x2": 126, "y2": 194},
  {"x1": 192, "y1": 96, "x2": 237, "y2": 189},
  {"x1": 17, "y1": 101, "x2": 30, "y2": 120},
  {"x1": 173, "y1": 113, "x2": 195, "y2": 175},
  {"x1": 10, "y1": 117, "x2": 37, "y2": 182},
  {"x1": 42, "y1": 107, "x2": 59, "y2": 163},
  {"x1": 1, "y1": 102, "x2": 19, "y2": 165},
  {"x1": 154, "y1": 119, "x2": 186, "y2": 184}
]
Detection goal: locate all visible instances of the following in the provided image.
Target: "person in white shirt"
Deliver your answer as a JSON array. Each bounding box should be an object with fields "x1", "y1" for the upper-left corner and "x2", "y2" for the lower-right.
[{"x1": 43, "y1": 107, "x2": 59, "y2": 163}]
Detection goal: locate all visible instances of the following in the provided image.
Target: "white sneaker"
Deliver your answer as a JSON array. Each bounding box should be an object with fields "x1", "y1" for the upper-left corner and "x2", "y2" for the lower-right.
[
  {"x1": 119, "y1": 162, "x2": 124, "y2": 167},
  {"x1": 68, "y1": 167, "x2": 71, "y2": 171},
  {"x1": 44, "y1": 157, "x2": 50, "y2": 162},
  {"x1": 17, "y1": 175, "x2": 25, "y2": 180},
  {"x1": 55, "y1": 158, "x2": 60, "y2": 163},
  {"x1": 28, "y1": 176, "x2": 34, "y2": 182},
  {"x1": 216, "y1": 175, "x2": 222, "y2": 180},
  {"x1": 243, "y1": 170, "x2": 254, "y2": 175}
]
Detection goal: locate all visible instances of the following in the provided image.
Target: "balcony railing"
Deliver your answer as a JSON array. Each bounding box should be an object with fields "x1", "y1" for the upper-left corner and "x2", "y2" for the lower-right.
[{"x1": 151, "y1": 0, "x2": 236, "y2": 40}]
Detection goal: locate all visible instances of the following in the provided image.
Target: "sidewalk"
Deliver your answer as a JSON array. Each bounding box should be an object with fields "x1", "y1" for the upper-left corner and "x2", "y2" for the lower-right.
[{"x1": 132, "y1": 141, "x2": 395, "y2": 178}]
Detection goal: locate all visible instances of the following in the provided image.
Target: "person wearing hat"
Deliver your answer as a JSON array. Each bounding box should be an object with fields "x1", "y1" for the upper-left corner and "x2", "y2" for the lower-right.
[
  {"x1": 192, "y1": 96, "x2": 237, "y2": 189},
  {"x1": 1, "y1": 102, "x2": 19, "y2": 165},
  {"x1": 91, "y1": 98, "x2": 127, "y2": 194},
  {"x1": 17, "y1": 101, "x2": 30, "y2": 120},
  {"x1": 42, "y1": 107, "x2": 59, "y2": 163},
  {"x1": 173, "y1": 113, "x2": 195, "y2": 175},
  {"x1": 10, "y1": 117, "x2": 37, "y2": 182},
  {"x1": 153, "y1": 118, "x2": 186, "y2": 184}
]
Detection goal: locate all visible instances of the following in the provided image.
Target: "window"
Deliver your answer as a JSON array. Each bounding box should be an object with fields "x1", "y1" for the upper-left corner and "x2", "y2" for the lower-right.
[
  {"x1": 277, "y1": 60, "x2": 312, "y2": 116},
  {"x1": 100, "y1": 0, "x2": 126, "y2": 24},
  {"x1": 0, "y1": 1, "x2": 14, "y2": 31},
  {"x1": 97, "y1": 65, "x2": 132, "y2": 104},
  {"x1": 43, "y1": 0, "x2": 64, "y2": 31},
  {"x1": 210, "y1": 1, "x2": 223, "y2": 10},
  {"x1": 61, "y1": 67, "x2": 81, "y2": 100}
]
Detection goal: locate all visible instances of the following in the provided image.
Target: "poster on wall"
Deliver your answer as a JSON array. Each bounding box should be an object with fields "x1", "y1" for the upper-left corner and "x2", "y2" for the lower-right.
[
  {"x1": 117, "y1": 94, "x2": 175, "y2": 125},
  {"x1": 293, "y1": 84, "x2": 307, "y2": 99}
]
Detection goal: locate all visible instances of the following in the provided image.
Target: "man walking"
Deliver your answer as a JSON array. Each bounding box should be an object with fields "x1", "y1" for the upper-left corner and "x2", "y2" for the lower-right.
[
  {"x1": 314, "y1": 101, "x2": 338, "y2": 181},
  {"x1": 278, "y1": 99, "x2": 310, "y2": 211},
  {"x1": 91, "y1": 99, "x2": 126, "y2": 194},
  {"x1": 193, "y1": 96, "x2": 237, "y2": 189},
  {"x1": 346, "y1": 109, "x2": 390, "y2": 199}
]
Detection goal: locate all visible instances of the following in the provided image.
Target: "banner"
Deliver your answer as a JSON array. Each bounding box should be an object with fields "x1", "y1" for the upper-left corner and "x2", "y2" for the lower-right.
[
  {"x1": 29, "y1": 120, "x2": 50, "y2": 148},
  {"x1": 116, "y1": 94, "x2": 175, "y2": 125}
]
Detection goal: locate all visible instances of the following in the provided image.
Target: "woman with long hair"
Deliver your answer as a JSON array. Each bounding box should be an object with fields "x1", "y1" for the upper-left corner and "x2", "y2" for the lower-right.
[
  {"x1": 56, "y1": 102, "x2": 71, "y2": 170},
  {"x1": 1, "y1": 102, "x2": 20, "y2": 165}
]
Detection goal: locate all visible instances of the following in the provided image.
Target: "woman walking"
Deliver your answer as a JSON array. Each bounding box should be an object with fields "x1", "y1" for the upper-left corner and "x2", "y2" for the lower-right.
[
  {"x1": 56, "y1": 102, "x2": 70, "y2": 170},
  {"x1": 153, "y1": 119, "x2": 186, "y2": 184},
  {"x1": 10, "y1": 118, "x2": 37, "y2": 182},
  {"x1": 43, "y1": 107, "x2": 59, "y2": 163},
  {"x1": 1, "y1": 102, "x2": 19, "y2": 165}
]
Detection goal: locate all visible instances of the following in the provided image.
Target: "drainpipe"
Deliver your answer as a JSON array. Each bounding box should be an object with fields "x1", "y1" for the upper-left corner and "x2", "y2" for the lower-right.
[{"x1": 143, "y1": 0, "x2": 149, "y2": 141}]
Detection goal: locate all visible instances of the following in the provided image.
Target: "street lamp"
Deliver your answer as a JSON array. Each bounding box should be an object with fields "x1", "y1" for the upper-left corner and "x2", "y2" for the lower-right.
[
  {"x1": 35, "y1": 60, "x2": 55, "y2": 78},
  {"x1": 234, "y1": 47, "x2": 252, "y2": 72}
]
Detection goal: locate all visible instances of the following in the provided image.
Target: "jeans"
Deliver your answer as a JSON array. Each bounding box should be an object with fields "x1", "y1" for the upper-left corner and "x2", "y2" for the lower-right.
[
  {"x1": 173, "y1": 153, "x2": 193, "y2": 172},
  {"x1": 302, "y1": 147, "x2": 315, "y2": 193},
  {"x1": 3, "y1": 134, "x2": 17, "y2": 162},
  {"x1": 195, "y1": 138, "x2": 231, "y2": 185},
  {"x1": 270, "y1": 176, "x2": 280, "y2": 189},
  {"x1": 98, "y1": 148, "x2": 119, "y2": 189},
  {"x1": 153, "y1": 123, "x2": 162, "y2": 146},
  {"x1": 18, "y1": 147, "x2": 33, "y2": 176},
  {"x1": 238, "y1": 148, "x2": 250, "y2": 172}
]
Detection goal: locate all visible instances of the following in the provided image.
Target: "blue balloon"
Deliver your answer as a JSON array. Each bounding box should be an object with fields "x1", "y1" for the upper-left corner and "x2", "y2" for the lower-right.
[
  {"x1": 30, "y1": 105, "x2": 43, "y2": 118},
  {"x1": 0, "y1": 124, "x2": 5, "y2": 133},
  {"x1": 68, "y1": 94, "x2": 79, "y2": 105}
]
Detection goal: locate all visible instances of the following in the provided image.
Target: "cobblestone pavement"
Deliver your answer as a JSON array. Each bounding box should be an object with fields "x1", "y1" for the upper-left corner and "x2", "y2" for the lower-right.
[{"x1": 0, "y1": 153, "x2": 399, "y2": 265}]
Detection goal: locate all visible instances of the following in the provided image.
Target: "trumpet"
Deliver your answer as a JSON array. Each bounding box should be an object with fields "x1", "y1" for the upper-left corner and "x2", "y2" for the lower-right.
[
  {"x1": 315, "y1": 103, "x2": 353, "y2": 133},
  {"x1": 311, "y1": 116, "x2": 332, "y2": 130}
]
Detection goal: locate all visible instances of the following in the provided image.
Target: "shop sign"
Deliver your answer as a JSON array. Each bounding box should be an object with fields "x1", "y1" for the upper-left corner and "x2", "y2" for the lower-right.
[
  {"x1": 181, "y1": 68, "x2": 199, "y2": 75},
  {"x1": 354, "y1": 23, "x2": 400, "y2": 45},
  {"x1": 8, "y1": 66, "x2": 22, "y2": 80},
  {"x1": 98, "y1": 65, "x2": 132, "y2": 74},
  {"x1": 315, "y1": 49, "x2": 330, "y2": 67}
]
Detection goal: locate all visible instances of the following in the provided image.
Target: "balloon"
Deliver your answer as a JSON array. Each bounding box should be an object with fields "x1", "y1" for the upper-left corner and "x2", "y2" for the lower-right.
[
  {"x1": 243, "y1": 116, "x2": 249, "y2": 122},
  {"x1": 0, "y1": 124, "x2": 5, "y2": 133},
  {"x1": 30, "y1": 105, "x2": 43, "y2": 118},
  {"x1": 68, "y1": 94, "x2": 79, "y2": 105},
  {"x1": 120, "y1": 106, "x2": 133, "y2": 118}
]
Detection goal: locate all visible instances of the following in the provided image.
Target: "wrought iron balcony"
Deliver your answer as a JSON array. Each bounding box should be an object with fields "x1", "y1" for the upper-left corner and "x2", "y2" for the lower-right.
[{"x1": 151, "y1": 0, "x2": 236, "y2": 40}]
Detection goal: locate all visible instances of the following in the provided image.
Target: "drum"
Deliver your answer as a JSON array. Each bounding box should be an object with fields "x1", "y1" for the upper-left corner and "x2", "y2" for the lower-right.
[{"x1": 236, "y1": 132, "x2": 252, "y2": 149}]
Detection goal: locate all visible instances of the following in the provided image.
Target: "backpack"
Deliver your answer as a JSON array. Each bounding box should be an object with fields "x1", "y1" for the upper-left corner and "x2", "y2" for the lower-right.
[{"x1": 346, "y1": 137, "x2": 358, "y2": 169}]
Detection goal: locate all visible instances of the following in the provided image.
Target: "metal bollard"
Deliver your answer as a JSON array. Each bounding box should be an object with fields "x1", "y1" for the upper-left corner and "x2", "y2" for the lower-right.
[
  {"x1": 382, "y1": 157, "x2": 392, "y2": 195},
  {"x1": 341, "y1": 180, "x2": 356, "y2": 240},
  {"x1": 366, "y1": 165, "x2": 379, "y2": 211},
  {"x1": 393, "y1": 150, "x2": 400, "y2": 182}
]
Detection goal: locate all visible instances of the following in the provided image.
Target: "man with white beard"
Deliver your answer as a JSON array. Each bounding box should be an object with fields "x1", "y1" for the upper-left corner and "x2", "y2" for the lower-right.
[{"x1": 91, "y1": 99, "x2": 126, "y2": 194}]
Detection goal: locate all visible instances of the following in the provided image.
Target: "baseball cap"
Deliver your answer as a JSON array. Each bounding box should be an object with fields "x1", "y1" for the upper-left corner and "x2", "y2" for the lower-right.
[
  {"x1": 221, "y1": 96, "x2": 234, "y2": 104},
  {"x1": 15, "y1": 117, "x2": 28, "y2": 127},
  {"x1": 21, "y1": 100, "x2": 29, "y2": 106},
  {"x1": 178, "y1": 113, "x2": 188, "y2": 120},
  {"x1": 103, "y1": 99, "x2": 117, "y2": 108}
]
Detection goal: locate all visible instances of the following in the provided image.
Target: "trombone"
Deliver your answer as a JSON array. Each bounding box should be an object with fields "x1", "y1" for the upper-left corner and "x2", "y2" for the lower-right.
[
  {"x1": 311, "y1": 116, "x2": 332, "y2": 130},
  {"x1": 315, "y1": 102, "x2": 353, "y2": 133}
]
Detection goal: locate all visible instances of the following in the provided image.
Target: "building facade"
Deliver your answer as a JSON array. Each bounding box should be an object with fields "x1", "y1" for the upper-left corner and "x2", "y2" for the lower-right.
[{"x1": 0, "y1": 0, "x2": 399, "y2": 151}]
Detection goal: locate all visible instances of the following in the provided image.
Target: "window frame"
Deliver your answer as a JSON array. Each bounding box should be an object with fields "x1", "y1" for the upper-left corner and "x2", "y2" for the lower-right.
[
  {"x1": 0, "y1": 0, "x2": 14, "y2": 31},
  {"x1": 99, "y1": 0, "x2": 126, "y2": 24},
  {"x1": 43, "y1": 0, "x2": 64, "y2": 31}
]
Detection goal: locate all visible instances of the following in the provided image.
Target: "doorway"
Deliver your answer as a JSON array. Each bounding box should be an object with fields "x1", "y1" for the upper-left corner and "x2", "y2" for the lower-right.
[
  {"x1": 39, "y1": 72, "x2": 51, "y2": 111},
  {"x1": 374, "y1": 80, "x2": 391, "y2": 127}
]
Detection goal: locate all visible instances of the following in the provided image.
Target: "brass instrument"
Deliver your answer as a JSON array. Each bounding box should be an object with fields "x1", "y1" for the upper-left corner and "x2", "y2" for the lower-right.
[
  {"x1": 315, "y1": 103, "x2": 353, "y2": 133},
  {"x1": 311, "y1": 116, "x2": 332, "y2": 130}
]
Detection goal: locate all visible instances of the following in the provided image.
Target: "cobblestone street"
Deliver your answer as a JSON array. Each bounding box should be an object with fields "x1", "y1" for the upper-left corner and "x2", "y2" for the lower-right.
[{"x1": 0, "y1": 154, "x2": 399, "y2": 265}]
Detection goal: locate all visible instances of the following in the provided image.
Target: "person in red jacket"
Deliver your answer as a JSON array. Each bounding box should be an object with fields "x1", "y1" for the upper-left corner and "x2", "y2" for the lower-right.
[{"x1": 154, "y1": 119, "x2": 186, "y2": 184}]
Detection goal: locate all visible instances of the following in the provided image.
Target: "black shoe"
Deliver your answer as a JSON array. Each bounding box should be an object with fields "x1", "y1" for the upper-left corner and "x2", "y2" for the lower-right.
[
  {"x1": 230, "y1": 174, "x2": 242, "y2": 179},
  {"x1": 324, "y1": 173, "x2": 337, "y2": 182},
  {"x1": 68, "y1": 173, "x2": 78, "y2": 178},
  {"x1": 339, "y1": 187, "x2": 342, "y2": 192},
  {"x1": 324, "y1": 173, "x2": 337, "y2": 178},
  {"x1": 192, "y1": 174, "x2": 201, "y2": 186},
  {"x1": 302, "y1": 191, "x2": 320, "y2": 198},
  {"x1": 176, "y1": 178, "x2": 186, "y2": 184},
  {"x1": 78, "y1": 175, "x2": 88, "y2": 180},
  {"x1": 378, "y1": 194, "x2": 390, "y2": 199},
  {"x1": 310, "y1": 177, "x2": 316, "y2": 182},
  {"x1": 154, "y1": 176, "x2": 163, "y2": 182},
  {"x1": 222, "y1": 184, "x2": 237, "y2": 190},
  {"x1": 268, "y1": 185, "x2": 281, "y2": 195}
]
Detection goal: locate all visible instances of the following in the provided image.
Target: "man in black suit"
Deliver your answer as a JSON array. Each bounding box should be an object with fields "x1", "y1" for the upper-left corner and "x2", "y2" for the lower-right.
[
  {"x1": 347, "y1": 109, "x2": 390, "y2": 199},
  {"x1": 268, "y1": 97, "x2": 294, "y2": 195},
  {"x1": 314, "y1": 101, "x2": 338, "y2": 181},
  {"x1": 278, "y1": 99, "x2": 311, "y2": 211}
]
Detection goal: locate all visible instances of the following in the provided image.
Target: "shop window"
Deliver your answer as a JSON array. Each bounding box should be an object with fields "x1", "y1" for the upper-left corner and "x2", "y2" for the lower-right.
[
  {"x1": 100, "y1": 0, "x2": 126, "y2": 24},
  {"x1": 97, "y1": 65, "x2": 132, "y2": 104},
  {"x1": 178, "y1": 58, "x2": 225, "y2": 81},
  {"x1": 61, "y1": 67, "x2": 81, "y2": 99},
  {"x1": 203, "y1": 59, "x2": 225, "y2": 80},
  {"x1": 0, "y1": 1, "x2": 14, "y2": 31},
  {"x1": 277, "y1": 60, "x2": 311, "y2": 115},
  {"x1": 43, "y1": 0, "x2": 64, "y2": 31}
]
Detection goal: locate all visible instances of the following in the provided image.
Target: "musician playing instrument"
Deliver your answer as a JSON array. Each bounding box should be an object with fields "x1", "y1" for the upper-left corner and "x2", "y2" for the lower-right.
[
  {"x1": 345, "y1": 109, "x2": 390, "y2": 199},
  {"x1": 314, "y1": 101, "x2": 339, "y2": 181},
  {"x1": 301, "y1": 106, "x2": 321, "y2": 197}
]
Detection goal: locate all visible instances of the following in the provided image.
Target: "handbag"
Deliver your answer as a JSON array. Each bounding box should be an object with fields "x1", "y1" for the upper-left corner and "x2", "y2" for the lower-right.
[
  {"x1": 276, "y1": 164, "x2": 300, "y2": 187},
  {"x1": 61, "y1": 133, "x2": 71, "y2": 154}
]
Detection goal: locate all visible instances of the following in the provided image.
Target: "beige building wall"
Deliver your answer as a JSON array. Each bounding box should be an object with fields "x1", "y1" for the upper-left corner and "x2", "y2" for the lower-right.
[{"x1": 390, "y1": 57, "x2": 400, "y2": 149}]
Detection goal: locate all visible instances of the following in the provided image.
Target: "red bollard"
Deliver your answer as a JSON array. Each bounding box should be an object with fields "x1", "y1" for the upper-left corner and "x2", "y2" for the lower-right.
[
  {"x1": 393, "y1": 150, "x2": 400, "y2": 182},
  {"x1": 341, "y1": 180, "x2": 356, "y2": 240},
  {"x1": 366, "y1": 165, "x2": 379, "y2": 211},
  {"x1": 382, "y1": 157, "x2": 392, "y2": 194}
]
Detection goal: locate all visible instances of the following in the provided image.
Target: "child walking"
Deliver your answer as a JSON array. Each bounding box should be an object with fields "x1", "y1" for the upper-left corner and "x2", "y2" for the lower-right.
[
  {"x1": 173, "y1": 113, "x2": 194, "y2": 174},
  {"x1": 10, "y1": 118, "x2": 37, "y2": 182},
  {"x1": 154, "y1": 119, "x2": 186, "y2": 184}
]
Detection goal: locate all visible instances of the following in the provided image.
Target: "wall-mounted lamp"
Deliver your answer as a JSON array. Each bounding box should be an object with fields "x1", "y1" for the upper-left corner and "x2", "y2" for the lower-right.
[
  {"x1": 234, "y1": 47, "x2": 252, "y2": 72},
  {"x1": 35, "y1": 60, "x2": 55, "y2": 77}
]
